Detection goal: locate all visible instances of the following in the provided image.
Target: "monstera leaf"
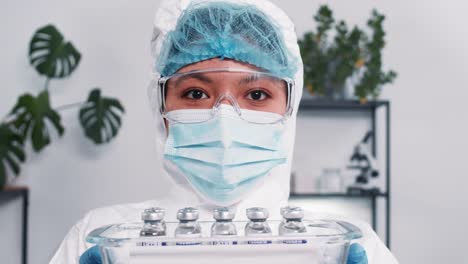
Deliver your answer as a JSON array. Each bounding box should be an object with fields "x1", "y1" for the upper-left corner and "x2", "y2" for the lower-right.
[
  {"x1": 79, "y1": 89, "x2": 125, "y2": 144},
  {"x1": 0, "y1": 124, "x2": 26, "y2": 188},
  {"x1": 11, "y1": 91, "x2": 65, "y2": 152},
  {"x1": 29, "y1": 24, "x2": 81, "y2": 78}
]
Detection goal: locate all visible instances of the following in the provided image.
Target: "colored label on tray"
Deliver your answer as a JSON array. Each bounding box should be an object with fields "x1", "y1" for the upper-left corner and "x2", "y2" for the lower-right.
[
  {"x1": 137, "y1": 241, "x2": 166, "y2": 247},
  {"x1": 209, "y1": 240, "x2": 238, "y2": 245},
  {"x1": 282, "y1": 239, "x2": 307, "y2": 244},
  {"x1": 175, "y1": 241, "x2": 202, "y2": 246},
  {"x1": 247, "y1": 240, "x2": 272, "y2": 245}
]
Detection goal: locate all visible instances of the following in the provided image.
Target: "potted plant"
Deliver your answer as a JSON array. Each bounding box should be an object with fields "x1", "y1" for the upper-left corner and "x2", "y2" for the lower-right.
[
  {"x1": 354, "y1": 10, "x2": 397, "y2": 103},
  {"x1": 0, "y1": 24, "x2": 125, "y2": 189},
  {"x1": 298, "y1": 5, "x2": 397, "y2": 103}
]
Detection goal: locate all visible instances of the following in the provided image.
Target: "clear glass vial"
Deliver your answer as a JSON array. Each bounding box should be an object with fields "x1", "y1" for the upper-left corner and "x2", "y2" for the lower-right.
[
  {"x1": 318, "y1": 168, "x2": 343, "y2": 193},
  {"x1": 175, "y1": 207, "x2": 202, "y2": 238},
  {"x1": 245, "y1": 207, "x2": 272, "y2": 236},
  {"x1": 278, "y1": 206, "x2": 307, "y2": 236},
  {"x1": 211, "y1": 207, "x2": 237, "y2": 237},
  {"x1": 140, "y1": 207, "x2": 166, "y2": 236}
]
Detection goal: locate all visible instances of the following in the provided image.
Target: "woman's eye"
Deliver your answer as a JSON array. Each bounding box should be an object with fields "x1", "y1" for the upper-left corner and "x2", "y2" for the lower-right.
[
  {"x1": 247, "y1": 90, "x2": 268, "y2": 101},
  {"x1": 183, "y1": 89, "x2": 208, "y2": 99}
]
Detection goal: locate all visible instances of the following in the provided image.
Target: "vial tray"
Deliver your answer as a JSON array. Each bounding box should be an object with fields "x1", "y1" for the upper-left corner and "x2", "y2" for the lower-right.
[{"x1": 87, "y1": 219, "x2": 361, "y2": 264}]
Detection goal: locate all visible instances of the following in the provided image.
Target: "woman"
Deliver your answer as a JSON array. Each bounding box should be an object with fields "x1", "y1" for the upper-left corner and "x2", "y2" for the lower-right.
[{"x1": 51, "y1": 0, "x2": 398, "y2": 263}]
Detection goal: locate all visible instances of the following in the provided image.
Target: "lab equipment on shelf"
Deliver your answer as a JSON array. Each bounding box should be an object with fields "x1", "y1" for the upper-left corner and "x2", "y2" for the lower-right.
[{"x1": 318, "y1": 168, "x2": 344, "y2": 193}]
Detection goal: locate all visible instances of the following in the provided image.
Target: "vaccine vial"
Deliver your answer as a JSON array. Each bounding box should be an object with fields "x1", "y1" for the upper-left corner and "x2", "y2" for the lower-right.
[
  {"x1": 278, "y1": 206, "x2": 306, "y2": 236},
  {"x1": 245, "y1": 207, "x2": 272, "y2": 236},
  {"x1": 175, "y1": 207, "x2": 202, "y2": 238},
  {"x1": 211, "y1": 207, "x2": 237, "y2": 237},
  {"x1": 140, "y1": 207, "x2": 166, "y2": 237}
]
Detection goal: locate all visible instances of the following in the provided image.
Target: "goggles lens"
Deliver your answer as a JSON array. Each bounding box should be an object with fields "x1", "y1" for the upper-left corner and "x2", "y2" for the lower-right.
[{"x1": 159, "y1": 68, "x2": 294, "y2": 124}]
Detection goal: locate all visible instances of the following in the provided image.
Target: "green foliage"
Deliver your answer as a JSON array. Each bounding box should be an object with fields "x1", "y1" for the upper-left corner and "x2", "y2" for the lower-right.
[
  {"x1": 315, "y1": 5, "x2": 334, "y2": 38},
  {"x1": 79, "y1": 89, "x2": 125, "y2": 144},
  {"x1": 354, "y1": 10, "x2": 397, "y2": 100},
  {"x1": 330, "y1": 22, "x2": 363, "y2": 88},
  {"x1": 29, "y1": 24, "x2": 81, "y2": 79},
  {"x1": 299, "y1": 31, "x2": 328, "y2": 95},
  {"x1": 299, "y1": 6, "x2": 364, "y2": 96},
  {"x1": 11, "y1": 91, "x2": 64, "y2": 152},
  {"x1": 0, "y1": 24, "x2": 125, "y2": 189},
  {"x1": 0, "y1": 124, "x2": 25, "y2": 188},
  {"x1": 298, "y1": 5, "x2": 397, "y2": 101}
]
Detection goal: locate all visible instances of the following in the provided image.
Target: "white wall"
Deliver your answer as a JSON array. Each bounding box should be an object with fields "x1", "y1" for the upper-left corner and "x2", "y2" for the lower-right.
[{"x1": 1, "y1": 0, "x2": 467, "y2": 263}]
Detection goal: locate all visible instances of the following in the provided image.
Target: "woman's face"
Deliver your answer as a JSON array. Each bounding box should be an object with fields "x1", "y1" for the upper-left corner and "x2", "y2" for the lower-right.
[{"x1": 164, "y1": 58, "x2": 288, "y2": 114}]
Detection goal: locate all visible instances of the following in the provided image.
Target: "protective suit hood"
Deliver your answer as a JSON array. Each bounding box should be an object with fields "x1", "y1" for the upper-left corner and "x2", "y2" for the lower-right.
[
  {"x1": 50, "y1": 2, "x2": 399, "y2": 263},
  {"x1": 148, "y1": 0, "x2": 304, "y2": 220}
]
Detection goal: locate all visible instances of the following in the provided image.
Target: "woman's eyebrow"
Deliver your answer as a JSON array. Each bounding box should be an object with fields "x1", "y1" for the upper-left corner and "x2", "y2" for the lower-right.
[
  {"x1": 238, "y1": 74, "x2": 261, "y2": 85},
  {"x1": 174, "y1": 73, "x2": 214, "y2": 87},
  {"x1": 239, "y1": 75, "x2": 282, "y2": 86}
]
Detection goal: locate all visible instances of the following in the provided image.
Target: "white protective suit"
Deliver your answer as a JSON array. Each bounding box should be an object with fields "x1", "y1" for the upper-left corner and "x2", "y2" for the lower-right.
[{"x1": 50, "y1": 0, "x2": 398, "y2": 263}]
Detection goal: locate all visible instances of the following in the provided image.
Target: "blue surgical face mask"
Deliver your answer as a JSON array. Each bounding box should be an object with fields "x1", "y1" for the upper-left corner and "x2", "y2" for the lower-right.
[{"x1": 163, "y1": 105, "x2": 288, "y2": 205}]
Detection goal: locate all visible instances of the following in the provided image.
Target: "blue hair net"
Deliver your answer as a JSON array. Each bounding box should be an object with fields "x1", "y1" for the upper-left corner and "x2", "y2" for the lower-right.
[{"x1": 156, "y1": 1, "x2": 298, "y2": 78}]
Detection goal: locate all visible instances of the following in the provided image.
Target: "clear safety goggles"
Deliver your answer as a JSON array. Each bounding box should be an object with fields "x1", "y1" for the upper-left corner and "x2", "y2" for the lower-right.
[{"x1": 157, "y1": 68, "x2": 295, "y2": 124}]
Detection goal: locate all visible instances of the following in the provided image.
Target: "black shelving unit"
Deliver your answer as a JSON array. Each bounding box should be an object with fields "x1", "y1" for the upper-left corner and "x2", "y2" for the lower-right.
[
  {"x1": 0, "y1": 186, "x2": 29, "y2": 264},
  {"x1": 290, "y1": 99, "x2": 391, "y2": 248}
]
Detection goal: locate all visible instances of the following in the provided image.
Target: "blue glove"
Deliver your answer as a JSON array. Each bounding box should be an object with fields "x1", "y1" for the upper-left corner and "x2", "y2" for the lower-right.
[
  {"x1": 347, "y1": 243, "x2": 368, "y2": 264},
  {"x1": 79, "y1": 245, "x2": 102, "y2": 264}
]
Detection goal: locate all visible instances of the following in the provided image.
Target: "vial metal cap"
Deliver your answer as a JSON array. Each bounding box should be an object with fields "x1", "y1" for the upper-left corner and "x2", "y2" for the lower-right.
[
  {"x1": 246, "y1": 207, "x2": 269, "y2": 220},
  {"x1": 177, "y1": 207, "x2": 199, "y2": 221},
  {"x1": 213, "y1": 207, "x2": 235, "y2": 220},
  {"x1": 142, "y1": 207, "x2": 165, "y2": 221},
  {"x1": 281, "y1": 206, "x2": 304, "y2": 219},
  {"x1": 280, "y1": 206, "x2": 290, "y2": 216}
]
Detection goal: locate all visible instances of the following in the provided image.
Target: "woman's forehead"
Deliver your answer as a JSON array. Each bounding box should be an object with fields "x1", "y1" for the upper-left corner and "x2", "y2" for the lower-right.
[
  {"x1": 170, "y1": 71, "x2": 280, "y2": 88},
  {"x1": 176, "y1": 58, "x2": 264, "y2": 73}
]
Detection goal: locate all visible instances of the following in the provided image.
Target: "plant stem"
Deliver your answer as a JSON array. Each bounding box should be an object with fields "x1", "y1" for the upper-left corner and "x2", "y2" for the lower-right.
[
  {"x1": 44, "y1": 78, "x2": 50, "y2": 91},
  {"x1": 0, "y1": 114, "x2": 9, "y2": 124},
  {"x1": 2, "y1": 101, "x2": 85, "y2": 126},
  {"x1": 0, "y1": 114, "x2": 16, "y2": 126},
  {"x1": 55, "y1": 102, "x2": 84, "y2": 112}
]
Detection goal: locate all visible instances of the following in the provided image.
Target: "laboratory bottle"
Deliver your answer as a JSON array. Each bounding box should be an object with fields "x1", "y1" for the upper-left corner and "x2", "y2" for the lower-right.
[
  {"x1": 278, "y1": 206, "x2": 306, "y2": 236},
  {"x1": 175, "y1": 207, "x2": 202, "y2": 238},
  {"x1": 318, "y1": 168, "x2": 343, "y2": 193},
  {"x1": 245, "y1": 207, "x2": 272, "y2": 236},
  {"x1": 211, "y1": 207, "x2": 237, "y2": 237},
  {"x1": 140, "y1": 207, "x2": 167, "y2": 236}
]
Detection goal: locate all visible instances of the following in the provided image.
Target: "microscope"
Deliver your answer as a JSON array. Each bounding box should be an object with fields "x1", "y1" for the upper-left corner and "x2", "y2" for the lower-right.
[{"x1": 346, "y1": 131, "x2": 381, "y2": 195}]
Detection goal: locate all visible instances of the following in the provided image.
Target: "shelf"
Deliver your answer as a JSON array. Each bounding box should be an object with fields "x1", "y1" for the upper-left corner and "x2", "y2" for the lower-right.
[
  {"x1": 299, "y1": 99, "x2": 389, "y2": 111},
  {"x1": 294, "y1": 97, "x2": 391, "y2": 247},
  {"x1": 0, "y1": 186, "x2": 29, "y2": 200},
  {"x1": 290, "y1": 192, "x2": 388, "y2": 198},
  {"x1": 0, "y1": 185, "x2": 28, "y2": 264},
  {"x1": 1, "y1": 186, "x2": 29, "y2": 192}
]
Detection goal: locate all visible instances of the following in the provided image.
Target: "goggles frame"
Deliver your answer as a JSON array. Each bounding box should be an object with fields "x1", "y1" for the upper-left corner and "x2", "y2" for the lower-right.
[{"x1": 157, "y1": 67, "x2": 295, "y2": 124}]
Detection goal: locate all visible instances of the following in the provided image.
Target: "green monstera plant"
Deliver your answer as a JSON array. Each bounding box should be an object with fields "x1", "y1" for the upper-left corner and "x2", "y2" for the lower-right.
[
  {"x1": 299, "y1": 5, "x2": 397, "y2": 102},
  {"x1": 0, "y1": 24, "x2": 125, "y2": 188}
]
